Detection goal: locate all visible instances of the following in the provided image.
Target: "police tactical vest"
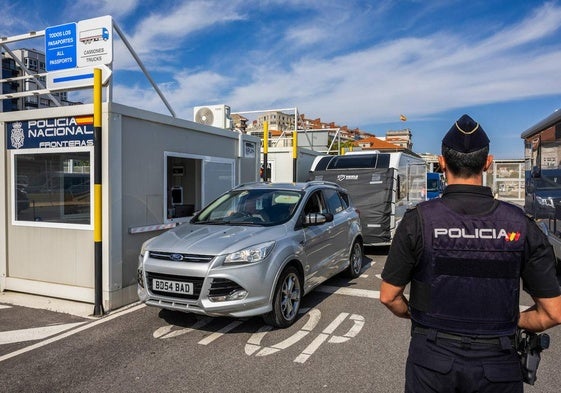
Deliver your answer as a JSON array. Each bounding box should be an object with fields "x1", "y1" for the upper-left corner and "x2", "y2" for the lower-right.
[{"x1": 410, "y1": 198, "x2": 526, "y2": 336}]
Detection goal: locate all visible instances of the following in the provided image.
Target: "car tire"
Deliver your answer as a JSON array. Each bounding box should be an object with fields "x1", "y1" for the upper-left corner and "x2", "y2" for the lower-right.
[
  {"x1": 263, "y1": 266, "x2": 302, "y2": 328},
  {"x1": 344, "y1": 240, "x2": 363, "y2": 278}
]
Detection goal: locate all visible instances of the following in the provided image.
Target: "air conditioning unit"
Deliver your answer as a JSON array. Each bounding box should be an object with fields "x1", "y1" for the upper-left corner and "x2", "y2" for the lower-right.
[{"x1": 193, "y1": 104, "x2": 232, "y2": 129}]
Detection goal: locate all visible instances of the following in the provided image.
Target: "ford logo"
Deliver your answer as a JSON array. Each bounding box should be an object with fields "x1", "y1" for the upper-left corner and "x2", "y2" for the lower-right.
[{"x1": 170, "y1": 253, "x2": 184, "y2": 262}]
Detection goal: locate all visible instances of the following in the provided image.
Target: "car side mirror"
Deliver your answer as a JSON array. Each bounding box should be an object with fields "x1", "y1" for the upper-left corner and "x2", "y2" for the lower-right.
[{"x1": 304, "y1": 212, "x2": 330, "y2": 226}]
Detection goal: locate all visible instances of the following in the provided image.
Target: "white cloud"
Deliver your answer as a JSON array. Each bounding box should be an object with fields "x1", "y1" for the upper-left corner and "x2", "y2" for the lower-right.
[
  {"x1": 128, "y1": 1, "x2": 246, "y2": 54},
  {"x1": 284, "y1": 27, "x2": 325, "y2": 46},
  {"x1": 69, "y1": 0, "x2": 140, "y2": 19},
  {"x1": 111, "y1": 69, "x2": 233, "y2": 119},
  {"x1": 220, "y1": 3, "x2": 561, "y2": 126}
]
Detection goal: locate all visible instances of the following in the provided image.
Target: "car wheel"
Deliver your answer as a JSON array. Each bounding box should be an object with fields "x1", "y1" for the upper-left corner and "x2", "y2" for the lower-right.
[
  {"x1": 344, "y1": 240, "x2": 363, "y2": 278},
  {"x1": 263, "y1": 266, "x2": 302, "y2": 328}
]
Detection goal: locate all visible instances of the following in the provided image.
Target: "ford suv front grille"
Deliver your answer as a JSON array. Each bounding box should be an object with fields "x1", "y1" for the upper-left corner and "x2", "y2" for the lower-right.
[{"x1": 149, "y1": 251, "x2": 214, "y2": 263}]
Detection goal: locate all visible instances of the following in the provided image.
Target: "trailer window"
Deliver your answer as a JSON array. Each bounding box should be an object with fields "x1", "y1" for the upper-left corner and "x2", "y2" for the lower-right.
[
  {"x1": 313, "y1": 156, "x2": 332, "y2": 171},
  {"x1": 327, "y1": 154, "x2": 390, "y2": 169}
]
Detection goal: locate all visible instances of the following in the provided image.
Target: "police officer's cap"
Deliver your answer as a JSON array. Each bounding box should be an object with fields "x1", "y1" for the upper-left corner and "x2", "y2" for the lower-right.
[{"x1": 442, "y1": 114, "x2": 490, "y2": 153}]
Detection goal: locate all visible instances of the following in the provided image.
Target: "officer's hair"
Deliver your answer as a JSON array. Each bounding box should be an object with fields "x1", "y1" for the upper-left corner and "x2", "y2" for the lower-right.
[{"x1": 441, "y1": 144, "x2": 489, "y2": 178}]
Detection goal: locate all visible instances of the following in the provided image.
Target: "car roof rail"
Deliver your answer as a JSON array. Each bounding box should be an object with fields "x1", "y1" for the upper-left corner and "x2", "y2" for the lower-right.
[
  {"x1": 304, "y1": 180, "x2": 339, "y2": 188},
  {"x1": 234, "y1": 181, "x2": 263, "y2": 189}
]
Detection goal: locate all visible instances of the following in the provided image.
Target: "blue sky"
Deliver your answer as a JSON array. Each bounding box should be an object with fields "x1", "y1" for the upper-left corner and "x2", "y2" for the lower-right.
[{"x1": 3, "y1": 0, "x2": 561, "y2": 158}]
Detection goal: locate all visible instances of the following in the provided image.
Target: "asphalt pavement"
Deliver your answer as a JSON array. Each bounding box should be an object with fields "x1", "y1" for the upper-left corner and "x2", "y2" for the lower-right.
[{"x1": 0, "y1": 292, "x2": 96, "y2": 358}]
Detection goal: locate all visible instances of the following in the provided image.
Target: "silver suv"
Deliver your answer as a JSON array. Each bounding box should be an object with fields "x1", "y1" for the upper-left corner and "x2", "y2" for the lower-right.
[{"x1": 137, "y1": 181, "x2": 363, "y2": 328}]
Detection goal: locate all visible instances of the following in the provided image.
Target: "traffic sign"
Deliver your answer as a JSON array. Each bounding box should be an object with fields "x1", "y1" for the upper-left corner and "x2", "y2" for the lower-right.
[
  {"x1": 46, "y1": 65, "x2": 112, "y2": 90},
  {"x1": 77, "y1": 15, "x2": 113, "y2": 68},
  {"x1": 45, "y1": 23, "x2": 77, "y2": 71}
]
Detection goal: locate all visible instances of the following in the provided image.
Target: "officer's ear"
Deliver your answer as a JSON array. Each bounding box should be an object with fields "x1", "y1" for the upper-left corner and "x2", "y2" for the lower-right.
[
  {"x1": 483, "y1": 155, "x2": 494, "y2": 172},
  {"x1": 438, "y1": 155, "x2": 446, "y2": 172}
]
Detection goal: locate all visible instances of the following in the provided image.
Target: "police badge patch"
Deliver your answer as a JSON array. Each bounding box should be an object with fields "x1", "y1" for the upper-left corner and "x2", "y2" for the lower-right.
[{"x1": 10, "y1": 122, "x2": 24, "y2": 149}]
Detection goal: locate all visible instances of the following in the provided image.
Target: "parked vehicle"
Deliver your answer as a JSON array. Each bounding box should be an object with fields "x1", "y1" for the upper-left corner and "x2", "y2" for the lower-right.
[
  {"x1": 137, "y1": 181, "x2": 363, "y2": 328},
  {"x1": 426, "y1": 172, "x2": 445, "y2": 199},
  {"x1": 308, "y1": 150, "x2": 426, "y2": 246},
  {"x1": 521, "y1": 115, "x2": 561, "y2": 285}
]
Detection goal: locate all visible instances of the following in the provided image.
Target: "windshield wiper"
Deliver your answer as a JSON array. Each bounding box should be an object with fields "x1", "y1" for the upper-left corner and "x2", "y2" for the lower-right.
[{"x1": 195, "y1": 219, "x2": 229, "y2": 225}]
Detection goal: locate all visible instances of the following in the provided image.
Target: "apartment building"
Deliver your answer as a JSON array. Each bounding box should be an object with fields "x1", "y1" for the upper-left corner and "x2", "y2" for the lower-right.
[
  {"x1": 1, "y1": 55, "x2": 19, "y2": 111},
  {"x1": 385, "y1": 128, "x2": 413, "y2": 150},
  {"x1": 1, "y1": 48, "x2": 72, "y2": 111}
]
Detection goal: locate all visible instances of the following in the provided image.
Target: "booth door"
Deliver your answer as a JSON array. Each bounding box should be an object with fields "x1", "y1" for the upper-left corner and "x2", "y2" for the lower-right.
[{"x1": 202, "y1": 160, "x2": 235, "y2": 206}]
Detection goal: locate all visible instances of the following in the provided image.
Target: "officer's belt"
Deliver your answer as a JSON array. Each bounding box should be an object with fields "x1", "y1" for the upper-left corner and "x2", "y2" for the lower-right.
[{"x1": 413, "y1": 326, "x2": 513, "y2": 345}]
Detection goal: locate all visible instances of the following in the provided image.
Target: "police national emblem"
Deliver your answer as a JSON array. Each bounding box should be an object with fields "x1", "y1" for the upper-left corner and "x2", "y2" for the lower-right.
[{"x1": 10, "y1": 122, "x2": 25, "y2": 149}]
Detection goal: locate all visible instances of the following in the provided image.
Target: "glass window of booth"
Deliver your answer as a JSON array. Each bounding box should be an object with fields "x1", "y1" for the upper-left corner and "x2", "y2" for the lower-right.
[{"x1": 13, "y1": 151, "x2": 91, "y2": 226}]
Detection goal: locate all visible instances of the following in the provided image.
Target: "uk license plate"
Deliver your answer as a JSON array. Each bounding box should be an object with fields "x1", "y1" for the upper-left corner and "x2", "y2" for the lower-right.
[{"x1": 153, "y1": 278, "x2": 193, "y2": 295}]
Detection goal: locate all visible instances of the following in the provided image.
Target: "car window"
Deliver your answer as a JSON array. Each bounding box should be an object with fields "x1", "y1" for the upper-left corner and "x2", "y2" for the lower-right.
[
  {"x1": 338, "y1": 191, "x2": 350, "y2": 209},
  {"x1": 194, "y1": 189, "x2": 301, "y2": 225},
  {"x1": 205, "y1": 194, "x2": 238, "y2": 221},
  {"x1": 267, "y1": 192, "x2": 300, "y2": 222},
  {"x1": 304, "y1": 190, "x2": 327, "y2": 215},
  {"x1": 324, "y1": 188, "x2": 345, "y2": 214}
]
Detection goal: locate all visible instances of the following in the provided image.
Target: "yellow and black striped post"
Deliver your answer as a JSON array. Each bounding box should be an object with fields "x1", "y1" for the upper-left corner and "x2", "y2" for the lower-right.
[
  {"x1": 292, "y1": 130, "x2": 297, "y2": 182},
  {"x1": 262, "y1": 121, "x2": 269, "y2": 182},
  {"x1": 93, "y1": 68, "x2": 104, "y2": 316}
]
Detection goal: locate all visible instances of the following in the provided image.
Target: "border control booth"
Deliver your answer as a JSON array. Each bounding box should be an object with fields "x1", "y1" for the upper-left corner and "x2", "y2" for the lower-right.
[
  {"x1": 0, "y1": 16, "x2": 260, "y2": 313},
  {"x1": 0, "y1": 103, "x2": 260, "y2": 312}
]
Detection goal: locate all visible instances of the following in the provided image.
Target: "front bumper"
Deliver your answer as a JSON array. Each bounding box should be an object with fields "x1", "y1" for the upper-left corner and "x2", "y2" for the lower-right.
[{"x1": 137, "y1": 253, "x2": 275, "y2": 318}]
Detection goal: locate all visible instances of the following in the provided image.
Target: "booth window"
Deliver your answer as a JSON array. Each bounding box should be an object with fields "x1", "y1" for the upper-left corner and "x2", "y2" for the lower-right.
[{"x1": 14, "y1": 151, "x2": 91, "y2": 225}]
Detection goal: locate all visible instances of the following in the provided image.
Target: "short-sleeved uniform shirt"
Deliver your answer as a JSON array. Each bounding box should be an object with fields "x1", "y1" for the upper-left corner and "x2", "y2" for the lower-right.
[{"x1": 382, "y1": 184, "x2": 561, "y2": 299}]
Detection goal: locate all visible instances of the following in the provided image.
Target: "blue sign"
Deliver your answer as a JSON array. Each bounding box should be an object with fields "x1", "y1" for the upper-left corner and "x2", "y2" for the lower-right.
[
  {"x1": 6, "y1": 117, "x2": 94, "y2": 150},
  {"x1": 45, "y1": 23, "x2": 77, "y2": 71}
]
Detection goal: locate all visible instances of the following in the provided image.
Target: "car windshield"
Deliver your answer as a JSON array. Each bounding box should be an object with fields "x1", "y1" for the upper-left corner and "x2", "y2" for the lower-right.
[{"x1": 193, "y1": 189, "x2": 302, "y2": 226}]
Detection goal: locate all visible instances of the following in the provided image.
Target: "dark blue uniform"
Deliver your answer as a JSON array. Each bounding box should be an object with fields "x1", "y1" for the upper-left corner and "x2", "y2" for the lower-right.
[{"x1": 382, "y1": 185, "x2": 561, "y2": 392}]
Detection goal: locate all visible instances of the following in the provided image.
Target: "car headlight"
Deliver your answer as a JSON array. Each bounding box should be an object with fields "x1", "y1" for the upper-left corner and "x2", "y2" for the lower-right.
[{"x1": 224, "y1": 241, "x2": 275, "y2": 264}]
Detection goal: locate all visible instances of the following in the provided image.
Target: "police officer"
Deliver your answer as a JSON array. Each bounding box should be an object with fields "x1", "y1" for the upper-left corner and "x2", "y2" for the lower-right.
[{"x1": 380, "y1": 114, "x2": 561, "y2": 392}]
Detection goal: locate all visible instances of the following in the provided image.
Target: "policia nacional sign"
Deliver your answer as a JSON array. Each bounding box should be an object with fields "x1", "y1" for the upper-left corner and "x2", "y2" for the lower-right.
[{"x1": 6, "y1": 116, "x2": 94, "y2": 149}]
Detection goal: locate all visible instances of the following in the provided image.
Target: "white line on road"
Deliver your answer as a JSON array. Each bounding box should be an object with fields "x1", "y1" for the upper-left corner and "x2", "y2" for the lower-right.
[
  {"x1": 198, "y1": 320, "x2": 243, "y2": 345},
  {"x1": 0, "y1": 302, "x2": 146, "y2": 363},
  {"x1": 0, "y1": 305, "x2": 12, "y2": 310},
  {"x1": 316, "y1": 285, "x2": 380, "y2": 299},
  {"x1": 0, "y1": 322, "x2": 86, "y2": 345}
]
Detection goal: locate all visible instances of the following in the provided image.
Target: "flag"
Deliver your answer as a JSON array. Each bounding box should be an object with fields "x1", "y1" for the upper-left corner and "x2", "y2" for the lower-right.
[{"x1": 400, "y1": 114, "x2": 407, "y2": 122}]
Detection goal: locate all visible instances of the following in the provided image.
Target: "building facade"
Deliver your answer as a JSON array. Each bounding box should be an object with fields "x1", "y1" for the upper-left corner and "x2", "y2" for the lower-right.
[
  {"x1": 1, "y1": 56, "x2": 19, "y2": 112},
  {"x1": 1, "y1": 48, "x2": 72, "y2": 111}
]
